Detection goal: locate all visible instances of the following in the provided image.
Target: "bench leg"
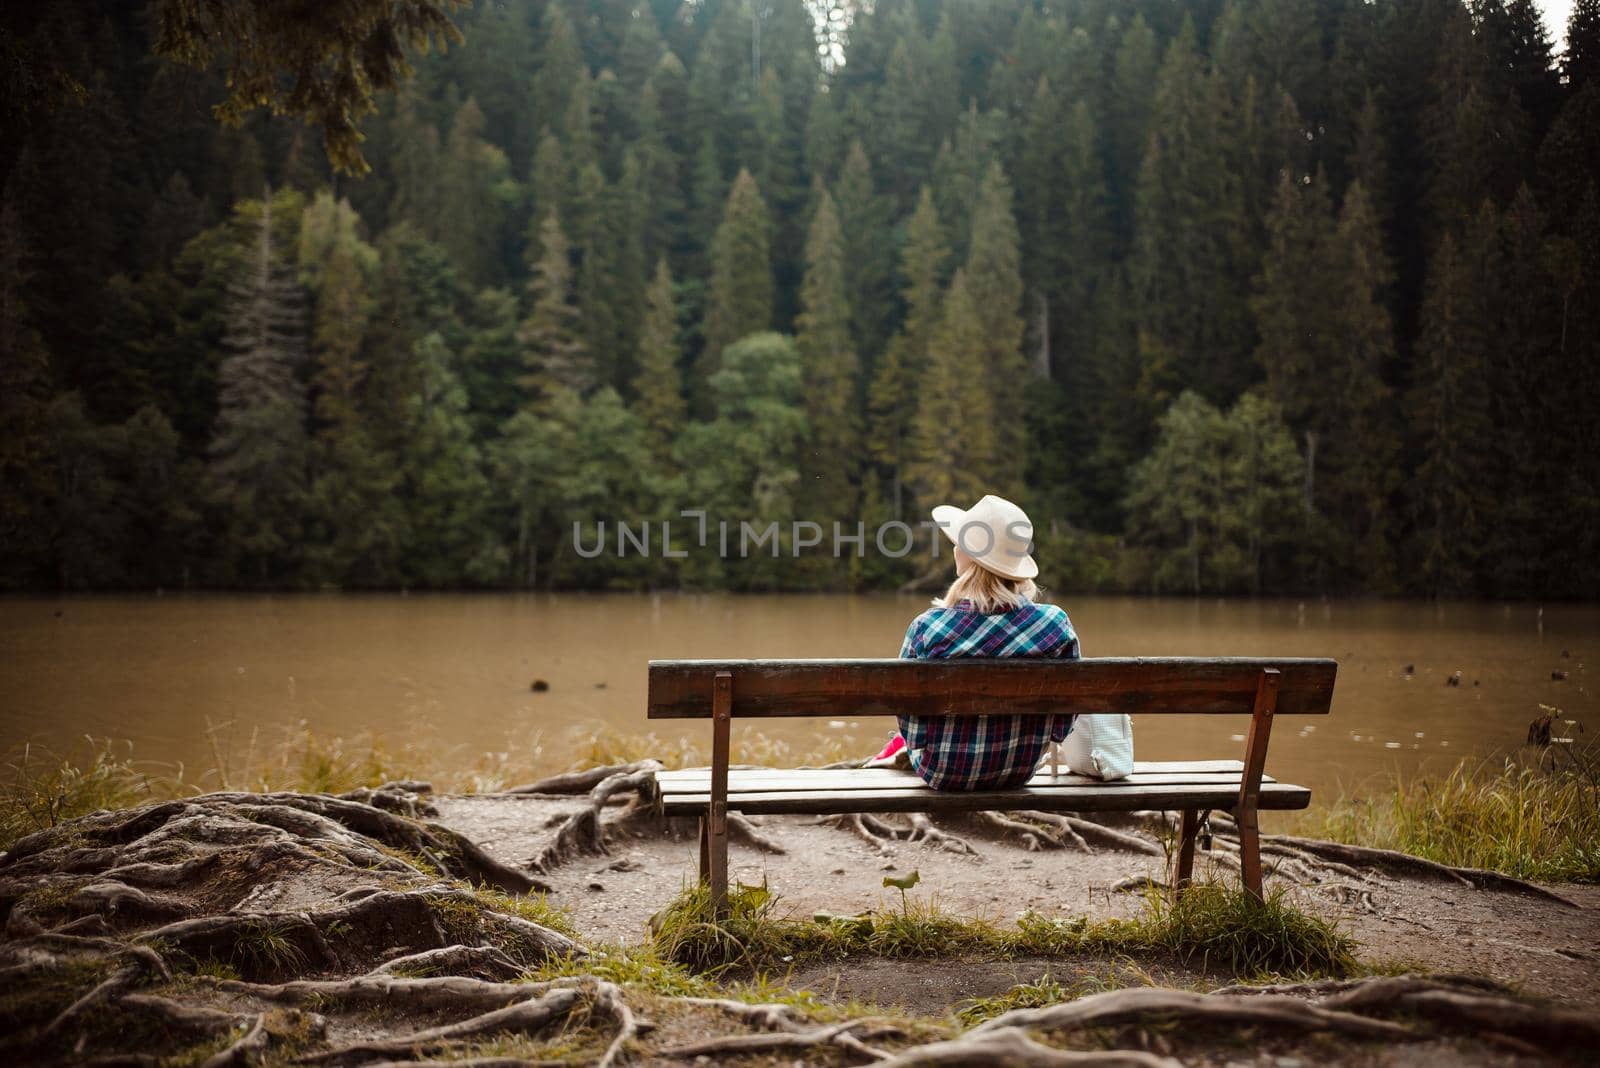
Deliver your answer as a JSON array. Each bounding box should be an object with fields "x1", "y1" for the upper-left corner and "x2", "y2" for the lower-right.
[
  {"x1": 697, "y1": 815, "x2": 710, "y2": 884},
  {"x1": 1171, "y1": 808, "x2": 1201, "y2": 900},
  {"x1": 1236, "y1": 801, "x2": 1263, "y2": 902}
]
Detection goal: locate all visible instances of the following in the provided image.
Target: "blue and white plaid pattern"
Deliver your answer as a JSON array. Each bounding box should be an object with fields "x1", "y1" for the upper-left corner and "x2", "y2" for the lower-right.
[{"x1": 896, "y1": 598, "x2": 1079, "y2": 791}]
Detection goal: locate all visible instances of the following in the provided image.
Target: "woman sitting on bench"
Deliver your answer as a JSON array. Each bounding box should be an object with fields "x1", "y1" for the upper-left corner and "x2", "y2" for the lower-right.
[{"x1": 863, "y1": 493, "x2": 1080, "y2": 789}]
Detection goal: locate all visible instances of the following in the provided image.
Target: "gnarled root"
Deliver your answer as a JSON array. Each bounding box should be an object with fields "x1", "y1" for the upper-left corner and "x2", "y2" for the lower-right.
[
  {"x1": 874, "y1": 1029, "x2": 1180, "y2": 1067},
  {"x1": 969, "y1": 986, "x2": 1418, "y2": 1041},
  {"x1": 1053, "y1": 816, "x2": 1164, "y2": 857},
  {"x1": 660, "y1": 1017, "x2": 900, "y2": 1060},
  {"x1": 973, "y1": 811, "x2": 1071, "y2": 851},
  {"x1": 503, "y1": 761, "x2": 660, "y2": 797},
  {"x1": 818, "y1": 812, "x2": 902, "y2": 853},
  {"x1": 368, "y1": 944, "x2": 526, "y2": 981},
  {"x1": 1012, "y1": 812, "x2": 1093, "y2": 852},
  {"x1": 1205, "y1": 815, "x2": 1579, "y2": 906},
  {"x1": 904, "y1": 813, "x2": 978, "y2": 854},
  {"x1": 530, "y1": 762, "x2": 662, "y2": 873},
  {"x1": 727, "y1": 812, "x2": 786, "y2": 854},
  {"x1": 295, "y1": 987, "x2": 582, "y2": 1064}
]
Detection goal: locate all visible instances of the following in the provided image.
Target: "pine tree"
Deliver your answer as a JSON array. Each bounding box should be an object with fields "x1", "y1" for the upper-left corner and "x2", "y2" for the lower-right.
[
  {"x1": 388, "y1": 83, "x2": 443, "y2": 234},
  {"x1": 795, "y1": 189, "x2": 859, "y2": 517},
  {"x1": 833, "y1": 141, "x2": 894, "y2": 366},
  {"x1": 207, "y1": 190, "x2": 310, "y2": 584},
  {"x1": 697, "y1": 169, "x2": 773, "y2": 411},
  {"x1": 1107, "y1": 13, "x2": 1160, "y2": 243},
  {"x1": 0, "y1": 203, "x2": 58, "y2": 588},
  {"x1": 1132, "y1": 20, "x2": 1254, "y2": 405},
  {"x1": 571, "y1": 162, "x2": 617, "y2": 386},
  {"x1": 298, "y1": 194, "x2": 401, "y2": 585},
  {"x1": 964, "y1": 161, "x2": 1028, "y2": 495},
  {"x1": 1409, "y1": 224, "x2": 1495, "y2": 595},
  {"x1": 907, "y1": 269, "x2": 996, "y2": 511},
  {"x1": 400, "y1": 331, "x2": 497, "y2": 586},
  {"x1": 1569, "y1": 0, "x2": 1600, "y2": 89},
  {"x1": 868, "y1": 187, "x2": 947, "y2": 521},
  {"x1": 518, "y1": 212, "x2": 590, "y2": 403},
  {"x1": 438, "y1": 97, "x2": 512, "y2": 288},
  {"x1": 634, "y1": 258, "x2": 685, "y2": 453}
]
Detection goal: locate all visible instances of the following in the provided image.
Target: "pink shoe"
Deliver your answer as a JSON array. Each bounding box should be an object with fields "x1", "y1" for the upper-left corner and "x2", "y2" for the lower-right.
[{"x1": 863, "y1": 733, "x2": 908, "y2": 769}]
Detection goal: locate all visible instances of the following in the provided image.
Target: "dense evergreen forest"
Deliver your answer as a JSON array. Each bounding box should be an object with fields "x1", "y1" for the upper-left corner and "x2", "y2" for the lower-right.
[{"x1": 2, "y1": 0, "x2": 1598, "y2": 597}]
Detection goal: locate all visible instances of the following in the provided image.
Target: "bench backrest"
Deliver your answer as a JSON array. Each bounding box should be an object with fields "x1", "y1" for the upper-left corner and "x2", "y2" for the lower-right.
[{"x1": 647, "y1": 657, "x2": 1337, "y2": 719}]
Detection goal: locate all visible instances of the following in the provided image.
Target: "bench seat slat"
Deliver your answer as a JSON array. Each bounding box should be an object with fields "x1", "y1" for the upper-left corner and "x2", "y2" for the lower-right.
[
  {"x1": 661, "y1": 781, "x2": 1311, "y2": 816},
  {"x1": 657, "y1": 769, "x2": 1279, "y2": 793}
]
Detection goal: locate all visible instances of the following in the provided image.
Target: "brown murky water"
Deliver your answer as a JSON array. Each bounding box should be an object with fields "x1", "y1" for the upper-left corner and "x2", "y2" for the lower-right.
[{"x1": 1, "y1": 594, "x2": 1593, "y2": 803}]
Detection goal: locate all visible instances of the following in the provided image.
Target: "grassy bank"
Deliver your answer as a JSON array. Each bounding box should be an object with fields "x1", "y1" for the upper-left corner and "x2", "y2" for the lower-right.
[{"x1": 1297, "y1": 734, "x2": 1599, "y2": 883}]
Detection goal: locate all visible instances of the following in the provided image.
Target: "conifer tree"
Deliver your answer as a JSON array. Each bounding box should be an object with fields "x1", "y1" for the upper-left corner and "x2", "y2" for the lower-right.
[
  {"x1": 0, "y1": 205, "x2": 58, "y2": 588},
  {"x1": 907, "y1": 269, "x2": 996, "y2": 511},
  {"x1": 1107, "y1": 14, "x2": 1160, "y2": 242},
  {"x1": 518, "y1": 212, "x2": 590, "y2": 403},
  {"x1": 571, "y1": 161, "x2": 617, "y2": 385},
  {"x1": 868, "y1": 187, "x2": 947, "y2": 521},
  {"x1": 634, "y1": 258, "x2": 685, "y2": 453},
  {"x1": 207, "y1": 190, "x2": 310, "y2": 583},
  {"x1": 400, "y1": 331, "x2": 497, "y2": 586},
  {"x1": 964, "y1": 161, "x2": 1028, "y2": 494},
  {"x1": 439, "y1": 97, "x2": 512, "y2": 288},
  {"x1": 1569, "y1": 0, "x2": 1600, "y2": 88},
  {"x1": 795, "y1": 189, "x2": 859, "y2": 516},
  {"x1": 1409, "y1": 224, "x2": 1494, "y2": 595},
  {"x1": 298, "y1": 194, "x2": 401, "y2": 585},
  {"x1": 834, "y1": 141, "x2": 894, "y2": 364},
  {"x1": 697, "y1": 169, "x2": 773, "y2": 411}
]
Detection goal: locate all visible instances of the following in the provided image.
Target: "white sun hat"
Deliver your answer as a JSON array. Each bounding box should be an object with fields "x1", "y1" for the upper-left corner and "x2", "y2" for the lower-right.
[{"x1": 930, "y1": 494, "x2": 1038, "y2": 580}]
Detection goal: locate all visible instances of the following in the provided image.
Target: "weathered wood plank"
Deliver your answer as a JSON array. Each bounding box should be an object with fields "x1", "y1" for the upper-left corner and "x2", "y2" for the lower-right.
[
  {"x1": 657, "y1": 769, "x2": 1279, "y2": 794},
  {"x1": 647, "y1": 657, "x2": 1336, "y2": 720},
  {"x1": 659, "y1": 781, "x2": 1312, "y2": 816}
]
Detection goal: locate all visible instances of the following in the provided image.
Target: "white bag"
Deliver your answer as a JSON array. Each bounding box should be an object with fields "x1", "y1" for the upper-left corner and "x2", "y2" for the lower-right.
[{"x1": 1056, "y1": 714, "x2": 1134, "y2": 781}]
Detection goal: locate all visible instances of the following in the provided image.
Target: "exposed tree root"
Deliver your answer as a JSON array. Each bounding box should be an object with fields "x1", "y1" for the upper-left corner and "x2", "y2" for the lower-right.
[
  {"x1": 904, "y1": 813, "x2": 978, "y2": 854},
  {"x1": 873, "y1": 1030, "x2": 1181, "y2": 1068},
  {"x1": 1012, "y1": 812, "x2": 1093, "y2": 852},
  {"x1": 589, "y1": 978, "x2": 651, "y2": 1068},
  {"x1": 969, "y1": 987, "x2": 1419, "y2": 1040},
  {"x1": 726, "y1": 812, "x2": 787, "y2": 854},
  {"x1": 671, "y1": 997, "x2": 807, "y2": 1030},
  {"x1": 818, "y1": 812, "x2": 899, "y2": 853},
  {"x1": 1110, "y1": 876, "x2": 1166, "y2": 894},
  {"x1": 529, "y1": 761, "x2": 662, "y2": 873},
  {"x1": 294, "y1": 988, "x2": 582, "y2": 1063},
  {"x1": 1205, "y1": 814, "x2": 1579, "y2": 905},
  {"x1": 503, "y1": 761, "x2": 662, "y2": 796},
  {"x1": 1050, "y1": 816, "x2": 1164, "y2": 857},
  {"x1": 337, "y1": 782, "x2": 437, "y2": 819},
  {"x1": 973, "y1": 811, "x2": 1069, "y2": 851},
  {"x1": 659, "y1": 1017, "x2": 898, "y2": 1060},
  {"x1": 201, "y1": 1013, "x2": 270, "y2": 1068},
  {"x1": 210, "y1": 974, "x2": 555, "y2": 1014},
  {"x1": 368, "y1": 944, "x2": 526, "y2": 981},
  {"x1": 1211, "y1": 973, "x2": 1512, "y2": 998}
]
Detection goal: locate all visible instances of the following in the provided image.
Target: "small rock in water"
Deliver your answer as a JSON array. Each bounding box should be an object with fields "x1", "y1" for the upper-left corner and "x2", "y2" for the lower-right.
[
  {"x1": 1446, "y1": 671, "x2": 1462, "y2": 687},
  {"x1": 1552, "y1": 670, "x2": 1569, "y2": 681},
  {"x1": 594, "y1": 681, "x2": 608, "y2": 689},
  {"x1": 1562, "y1": 648, "x2": 1571, "y2": 658},
  {"x1": 531, "y1": 678, "x2": 550, "y2": 692},
  {"x1": 1403, "y1": 663, "x2": 1415, "y2": 675}
]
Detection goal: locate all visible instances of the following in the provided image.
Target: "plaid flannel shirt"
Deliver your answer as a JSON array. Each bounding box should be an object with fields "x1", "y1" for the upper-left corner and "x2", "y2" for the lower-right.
[{"x1": 896, "y1": 598, "x2": 1080, "y2": 791}]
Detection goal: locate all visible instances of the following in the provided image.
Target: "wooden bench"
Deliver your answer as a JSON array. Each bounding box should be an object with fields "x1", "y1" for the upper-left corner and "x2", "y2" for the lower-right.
[{"x1": 648, "y1": 657, "x2": 1337, "y2": 915}]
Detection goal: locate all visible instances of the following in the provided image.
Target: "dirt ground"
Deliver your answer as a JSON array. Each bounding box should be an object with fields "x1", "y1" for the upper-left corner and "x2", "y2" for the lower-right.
[{"x1": 433, "y1": 793, "x2": 1600, "y2": 1015}]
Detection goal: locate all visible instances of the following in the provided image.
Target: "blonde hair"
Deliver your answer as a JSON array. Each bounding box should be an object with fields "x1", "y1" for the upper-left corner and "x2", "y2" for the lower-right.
[{"x1": 934, "y1": 563, "x2": 1039, "y2": 614}]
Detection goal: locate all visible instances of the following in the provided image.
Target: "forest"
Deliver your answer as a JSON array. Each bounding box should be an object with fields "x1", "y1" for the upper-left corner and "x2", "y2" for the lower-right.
[{"x1": 2, "y1": 0, "x2": 1597, "y2": 597}]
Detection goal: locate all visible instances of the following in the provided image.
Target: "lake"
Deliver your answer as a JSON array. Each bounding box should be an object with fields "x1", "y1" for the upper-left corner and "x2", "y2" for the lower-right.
[{"x1": 1, "y1": 594, "x2": 1593, "y2": 804}]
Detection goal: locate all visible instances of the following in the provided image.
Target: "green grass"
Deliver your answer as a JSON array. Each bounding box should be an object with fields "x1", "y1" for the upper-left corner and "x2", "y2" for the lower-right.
[
  {"x1": 1300, "y1": 727, "x2": 1600, "y2": 883},
  {"x1": 0, "y1": 738, "x2": 171, "y2": 849},
  {"x1": 647, "y1": 879, "x2": 1356, "y2": 981}
]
